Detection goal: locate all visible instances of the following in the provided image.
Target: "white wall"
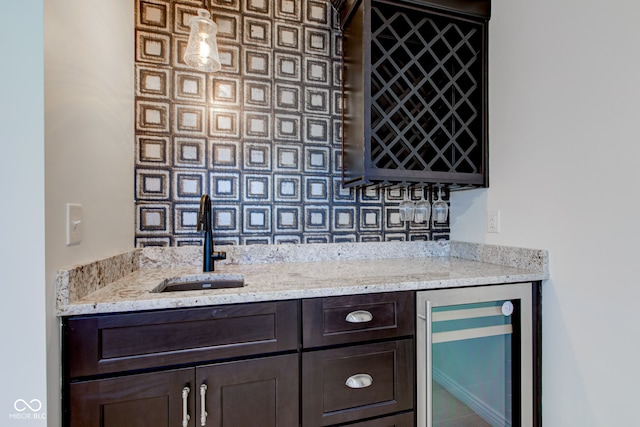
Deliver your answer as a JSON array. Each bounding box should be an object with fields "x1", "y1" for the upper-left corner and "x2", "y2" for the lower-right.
[
  {"x1": 0, "y1": 2, "x2": 47, "y2": 425},
  {"x1": 451, "y1": 0, "x2": 640, "y2": 425},
  {"x1": 44, "y1": 0, "x2": 134, "y2": 425}
]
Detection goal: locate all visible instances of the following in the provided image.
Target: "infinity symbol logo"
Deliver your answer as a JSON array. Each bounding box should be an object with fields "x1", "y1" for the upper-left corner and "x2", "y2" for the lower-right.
[{"x1": 14, "y1": 399, "x2": 42, "y2": 412}]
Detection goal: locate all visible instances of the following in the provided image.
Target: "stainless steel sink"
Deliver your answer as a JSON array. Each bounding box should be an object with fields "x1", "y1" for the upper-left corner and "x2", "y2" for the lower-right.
[{"x1": 152, "y1": 273, "x2": 245, "y2": 293}]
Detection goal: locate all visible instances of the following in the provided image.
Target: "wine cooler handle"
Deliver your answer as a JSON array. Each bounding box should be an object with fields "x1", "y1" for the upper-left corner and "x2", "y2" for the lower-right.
[
  {"x1": 425, "y1": 300, "x2": 433, "y2": 427},
  {"x1": 181, "y1": 387, "x2": 190, "y2": 427},
  {"x1": 200, "y1": 384, "x2": 208, "y2": 426}
]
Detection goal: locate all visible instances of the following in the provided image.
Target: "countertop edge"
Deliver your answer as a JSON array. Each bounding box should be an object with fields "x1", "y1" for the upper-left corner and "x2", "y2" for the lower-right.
[
  {"x1": 56, "y1": 241, "x2": 549, "y2": 317},
  {"x1": 56, "y1": 273, "x2": 546, "y2": 317}
]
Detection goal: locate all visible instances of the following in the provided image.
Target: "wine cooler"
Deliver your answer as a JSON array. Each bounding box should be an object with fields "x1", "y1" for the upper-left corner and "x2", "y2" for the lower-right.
[{"x1": 417, "y1": 282, "x2": 536, "y2": 427}]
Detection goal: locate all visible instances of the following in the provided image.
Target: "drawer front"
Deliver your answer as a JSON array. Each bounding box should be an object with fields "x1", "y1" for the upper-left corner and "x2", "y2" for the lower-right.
[
  {"x1": 347, "y1": 412, "x2": 414, "y2": 427},
  {"x1": 302, "y1": 292, "x2": 414, "y2": 348},
  {"x1": 302, "y1": 339, "x2": 414, "y2": 426},
  {"x1": 65, "y1": 300, "x2": 299, "y2": 378}
]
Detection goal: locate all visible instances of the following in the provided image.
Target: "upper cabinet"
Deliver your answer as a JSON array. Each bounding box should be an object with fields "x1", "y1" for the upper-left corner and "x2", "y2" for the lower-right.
[{"x1": 333, "y1": 0, "x2": 491, "y2": 188}]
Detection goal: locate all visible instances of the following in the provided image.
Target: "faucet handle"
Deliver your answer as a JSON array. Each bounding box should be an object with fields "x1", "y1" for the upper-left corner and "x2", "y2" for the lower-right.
[{"x1": 212, "y1": 251, "x2": 226, "y2": 261}]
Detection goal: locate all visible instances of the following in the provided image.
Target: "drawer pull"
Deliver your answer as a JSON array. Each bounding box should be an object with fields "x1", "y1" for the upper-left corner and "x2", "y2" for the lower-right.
[
  {"x1": 200, "y1": 384, "x2": 208, "y2": 426},
  {"x1": 181, "y1": 387, "x2": 190, "y2": 427},
  {"x1": 345, "y1": 373, "x2": 373, "y2": 389},
  {"x1": 345, "y1": 310, "x2": 373, "y2": 323}
]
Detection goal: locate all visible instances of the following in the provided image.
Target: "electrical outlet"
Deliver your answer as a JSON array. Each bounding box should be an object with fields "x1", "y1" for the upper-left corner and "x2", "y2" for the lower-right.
[
  {"x1": 487, "y1": 210, "x2": 501, "y2": 233},
  {"x1": 66, "y1": 203, "x2": 83, "y2": 245}
]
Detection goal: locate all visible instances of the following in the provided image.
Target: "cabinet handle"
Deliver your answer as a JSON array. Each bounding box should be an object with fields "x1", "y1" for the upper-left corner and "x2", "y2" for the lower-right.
[
  {"x1": 200, "y1": 384, "x2": 208, "y2": 426},
  {"x1": 345, "y1": 310, "x2": 373, "y2": 323},
  {"x1": 345, "y1": 373, "x2": 373, "y2": 389},
  {"x1": 181, "y1": 387, "x2": 191, "y2": 427}
]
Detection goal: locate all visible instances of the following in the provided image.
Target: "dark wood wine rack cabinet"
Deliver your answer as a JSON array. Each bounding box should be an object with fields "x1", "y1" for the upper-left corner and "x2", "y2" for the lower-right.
[{"x1": 335, "y1": 0, "x2": 491, "y2": 188}]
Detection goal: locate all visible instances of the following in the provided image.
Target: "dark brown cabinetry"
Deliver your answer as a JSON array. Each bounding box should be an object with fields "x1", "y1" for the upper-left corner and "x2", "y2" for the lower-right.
[
  {"x1": 301, "y1": 292, "x2": 415, "y2": 426},
  {"x1": 63, "y1": 293, "x2": 415, "y2": 426},
  {"x1": 69, "y1": 355, "x2": 298, "y2": 427},
  {"x1": 336, "y1": 0, "x2": 491, "y2": 188},
  {"x1": 63, "y1": 292, "x2": 415, "y2": 427},
  {"x1": 63, "y1": 282, "x2": 541, "y2": 426},
  {"x1": 63, "y1": 301, "x2": 299, "y2": 427}
]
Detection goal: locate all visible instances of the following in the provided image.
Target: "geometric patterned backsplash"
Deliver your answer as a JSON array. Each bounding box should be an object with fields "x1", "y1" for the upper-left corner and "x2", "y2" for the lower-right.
[{"x1": 134, "y1": 0, "x2": 450, "y2": 247}]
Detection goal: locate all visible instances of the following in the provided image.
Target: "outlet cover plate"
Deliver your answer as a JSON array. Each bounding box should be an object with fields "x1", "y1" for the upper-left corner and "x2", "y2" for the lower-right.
[{"x1": 488, "y1": 210, "x2": 500, "y2": 233}]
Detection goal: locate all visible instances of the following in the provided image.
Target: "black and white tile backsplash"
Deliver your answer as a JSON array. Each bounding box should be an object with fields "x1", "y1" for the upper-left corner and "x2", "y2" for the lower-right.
[{"x1": 134, "y1": 0, "x2": 450, "y2": 246}]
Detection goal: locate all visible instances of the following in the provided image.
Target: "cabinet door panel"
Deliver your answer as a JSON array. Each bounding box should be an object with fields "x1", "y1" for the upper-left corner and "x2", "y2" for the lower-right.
[
  {"x1": 198, "y1": 353, "x2": 299, "y2": 427},
  {"x1": 68, "y1": 368, "x2": 193, "y2": 427},
  {"x1": 302, "y1": 339, "x2": 414, "y2": 426}
]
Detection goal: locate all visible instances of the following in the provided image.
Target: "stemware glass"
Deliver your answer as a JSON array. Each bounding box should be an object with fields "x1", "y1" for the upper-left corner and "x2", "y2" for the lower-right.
[
  {"x1": 413, "y1": 187, "x2": 431, "y2": 223},
  {"x1": 432, "y1": 186, "x2": 448, "y2": 223},
  {"x1": 399, "y1": 187, "x2": 415, "y2": 222}
]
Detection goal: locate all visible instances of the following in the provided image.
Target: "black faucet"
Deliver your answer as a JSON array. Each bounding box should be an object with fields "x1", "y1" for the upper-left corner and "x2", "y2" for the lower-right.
[{"x1": 198, "y1": 194, "x2": 226, "y2": 272}]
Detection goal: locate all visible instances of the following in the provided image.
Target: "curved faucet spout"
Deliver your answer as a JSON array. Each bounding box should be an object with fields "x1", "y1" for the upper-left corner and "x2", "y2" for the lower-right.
[{"x1": 198, "y1": 194, "x2": 226, "y2": 272}]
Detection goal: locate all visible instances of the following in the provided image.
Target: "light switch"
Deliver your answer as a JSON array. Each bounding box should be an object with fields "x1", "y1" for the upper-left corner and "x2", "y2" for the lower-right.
[{"x1": 66, "y1": 203, "x2": 83, "y2": 245}]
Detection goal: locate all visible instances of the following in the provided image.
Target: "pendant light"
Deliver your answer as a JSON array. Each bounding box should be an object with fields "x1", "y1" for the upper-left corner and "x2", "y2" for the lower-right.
[{"x1": 184, "y1": 4, "x2": 221, "y2": 72}]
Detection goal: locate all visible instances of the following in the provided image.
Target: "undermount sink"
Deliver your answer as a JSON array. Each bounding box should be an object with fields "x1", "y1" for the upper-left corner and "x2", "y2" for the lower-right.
[{"x1": 152, "y1": 273, "x2": 245, "y2": 293}]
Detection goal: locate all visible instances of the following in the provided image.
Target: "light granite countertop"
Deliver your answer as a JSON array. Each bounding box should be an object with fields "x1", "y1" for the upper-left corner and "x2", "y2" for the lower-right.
[{"x1": 56, "y1": 241, "x2": 549, "y2": 316}]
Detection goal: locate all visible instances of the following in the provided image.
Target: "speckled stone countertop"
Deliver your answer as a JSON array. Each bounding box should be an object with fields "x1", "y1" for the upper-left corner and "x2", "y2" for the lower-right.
[{"x1": 56, "y1": 241, "x2": 549, "y2": 316}]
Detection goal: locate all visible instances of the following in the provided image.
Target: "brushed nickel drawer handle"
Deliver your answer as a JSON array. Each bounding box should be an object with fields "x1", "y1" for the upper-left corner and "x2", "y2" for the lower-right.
[
  {"x1": 345, "y1": 310, "x2": 373, "y2": 323},
  {"x1": 181, "y1": 387, "x2": 191, "y2": 427},
  {"x1": 345, "y1": 373, "x2": 373, "y2": 389}
]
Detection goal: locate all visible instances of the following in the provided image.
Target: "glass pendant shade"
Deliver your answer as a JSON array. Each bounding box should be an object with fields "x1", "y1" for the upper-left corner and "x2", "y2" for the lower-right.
[{"x1": 184, "y1": 9, "x2": 221, "y2": 72}]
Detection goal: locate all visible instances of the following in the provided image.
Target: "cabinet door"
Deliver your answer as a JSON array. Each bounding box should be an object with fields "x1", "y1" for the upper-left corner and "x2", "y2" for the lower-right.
[
  {"x1": 68, "y1": 368, "x2": 194, "y2": 427},
  {"x1": 197, "y1": 353, "x2": 299, "y2": 427}
]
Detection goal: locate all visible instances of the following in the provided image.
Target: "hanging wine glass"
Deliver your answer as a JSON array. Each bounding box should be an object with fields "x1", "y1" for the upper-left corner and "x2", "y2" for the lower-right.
[
  {"x1": 399, "y1": 187, "x2": 415, "y2": 222},
  {"x1": 413, "y1": 187, "x2": 431, "y2": 223},
  {"x1": 432, "y1": 186, "x2": 448, "y2": 223}
]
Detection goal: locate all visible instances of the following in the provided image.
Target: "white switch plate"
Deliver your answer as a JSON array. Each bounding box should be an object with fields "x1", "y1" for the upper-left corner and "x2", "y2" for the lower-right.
[
  {"x1": 66, "y1": 203, "x2": 83, "y2": 245},
  {"x1": 487, "y1": 210, "x2": 501, "y2": 233}
]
